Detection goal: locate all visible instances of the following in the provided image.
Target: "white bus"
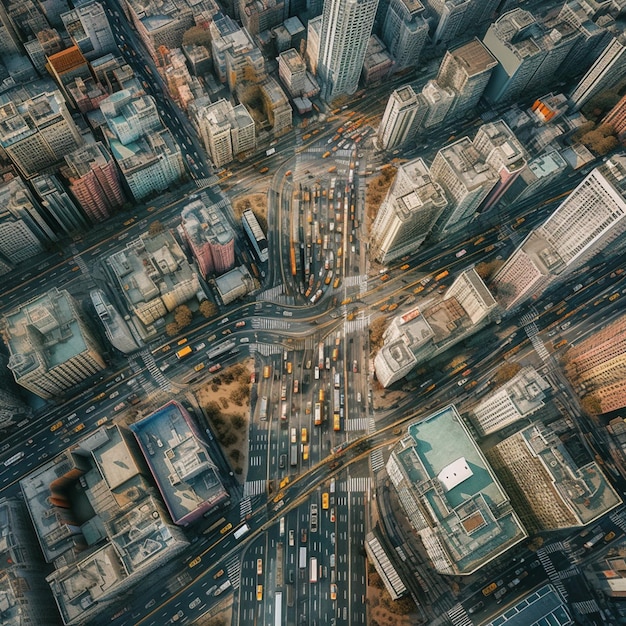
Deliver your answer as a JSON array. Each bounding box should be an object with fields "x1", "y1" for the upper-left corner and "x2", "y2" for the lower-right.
[
  {"x1": 233, "y1": 523, "x2": 250, "y2": 540},
  {"x1": 3, "y1": 451, "x2": 24, "y2": 467},
  {"x1": 309, "y1": 557, "x2": 318, "y2": 583},
  {"x1": 279, "y1": 517, "x2": 285, "y2": 537}
]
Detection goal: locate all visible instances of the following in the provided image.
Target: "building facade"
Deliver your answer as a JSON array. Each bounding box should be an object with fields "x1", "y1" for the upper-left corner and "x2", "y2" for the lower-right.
[
  {"x1": 316, "y1": 0, "x2": 378, "y2": 101},
  {"x1": 377, "y1": 85, "x2": 427, "y2": 151},
  {"x1": 380, "y1": 0, "x2": 428, "y2": 72}
]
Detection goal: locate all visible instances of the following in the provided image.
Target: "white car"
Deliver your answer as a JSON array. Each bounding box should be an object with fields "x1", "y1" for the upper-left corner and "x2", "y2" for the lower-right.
[
  {"x1": 457, "y1": 378, "x2": 468, "y2": 386},
  {"x1": 189, "y1": 598, "x2": 201, "y2": 609}
]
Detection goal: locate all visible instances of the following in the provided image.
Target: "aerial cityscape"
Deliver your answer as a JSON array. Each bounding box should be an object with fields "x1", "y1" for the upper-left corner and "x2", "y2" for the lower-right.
[{"x1": 2, "y1": 0, "x2": 626, "y2": 625}]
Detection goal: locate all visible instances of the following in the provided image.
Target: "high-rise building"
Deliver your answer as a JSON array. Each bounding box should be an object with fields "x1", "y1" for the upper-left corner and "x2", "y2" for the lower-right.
[
  {"x1": 603, "y1": 93, "x2": 626, "y2": 140},
  {"x1": 0, "y1": 497, "x2": 60, "y2": 626},
  {"x1": 436, "y1": 38, "x2": 497, "y2": 118},
  {"x1": 493, "y1": 155, "x2": 626, "y2": 310},
  {"x1": 473, "y1": 120, "x2": 527, "y2": 211},
  {"x1": 482, "y1": 9, "x2": 578, "y2": 104},
  {"x1": 278, "y1": 48, "x2": 308, "y2": 96},
  {"x1": 0, "y1": 90, "x2": 83, "y2": 179},
  {"x1": 195, "y1": 98, "x2": 256, "y2": 167},
  {"x1": 306, "y1": 16, "x2": 322, "y2": 74},
  {"x1": 430, "y1": 137, "x2": 498, "y2": 234},
  {"x1": 181, "y1": 198, "x2": 236, "y2": 277},
  {"x1": 24, "y1": 28, "x2": 64, "y2": 74},
  {"x1": 420, "y1": 79, "x2": 455, "y2": 128},
  {"x1": 377, "y1": 85, "x2": 427, "y2": 150},
  {"x1": 60, "y1": 1, "x2": 116, "y2": 60},
  {"x1": 565, "y1": 315, "x2": 626, "y2": 414},
  {"x1": 259, "y1": 77, "x2": 293, "y2": 136},
  {"x1": 425, "y1": 0, "x2": 471, "y2": 45},
  {"x1": 3, "y1": 288, "x2": 106, "y2": 400},
  {"x1": 380, "y1": 0, "x2": 428, "y2": 72},
  {"x1": 30, "y1": 173, "x2": 89, "y2": 235},
  {"x1": 316, "y1": 0, "x2": 379, "y2": 101},
  {"x1": 0, "y1": 2, "x2": 22, "y2": 56},
  {"x1": 62, "y1": 142, "x2": 126, "y2": 222},
  {"x1": 503, "y1": 150, "x2": 568, "y2": 204},
  {"x1": 569, "y1": 35, "x2": 626, "y2": 110},
  {"x1": 0, "y1": 177, "x2": 57, "y2": 265},
  {"x1": 109, "y1": 129, "x2": 185, "y2": 202},
  {"x1": 100, "y1": 89, "x2": 161, "y2": 145},
  {"x1": 370, "y1": 158, "x2": 447, "y2": 261},
  {"x1": 557, "y1": 0, "x2": 612, "y2": 78}
]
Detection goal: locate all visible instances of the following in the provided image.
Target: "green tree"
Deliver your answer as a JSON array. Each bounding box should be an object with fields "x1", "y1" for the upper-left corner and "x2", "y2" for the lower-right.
[{"x1": 581, "y1": 394, "x2": 602, "y2": 415}]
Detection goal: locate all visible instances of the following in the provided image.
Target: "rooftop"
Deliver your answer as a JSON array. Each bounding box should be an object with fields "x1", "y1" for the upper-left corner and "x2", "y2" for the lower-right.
[
  {"x1": 388, "y1": 405, "x2": 526, "y2": 575},
  {"x1": 181, "y1": 197, "x2": 235, "y2": 248},
  {"x1": 447, "y1": 38, "x2": 497, "y2": 76},
  {"x1": 130, "y1": 401, "x2": 229, "y2": 525},
  {"x1": 436, "y1": 138, "x2": 498, "y2": 190},
  {"x1": 46, "y1": 45, "x2": 87, "y2": 74}
]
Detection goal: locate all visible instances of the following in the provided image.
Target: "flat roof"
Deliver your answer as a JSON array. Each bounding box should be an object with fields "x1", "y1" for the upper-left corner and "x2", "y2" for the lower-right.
[{"x1": 390, "y1": 405, "x2": 526, "y2": 574}]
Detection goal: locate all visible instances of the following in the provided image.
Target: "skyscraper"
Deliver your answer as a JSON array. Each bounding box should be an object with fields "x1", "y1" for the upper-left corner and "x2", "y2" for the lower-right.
[
  {"x1": 370, "y1": 158, "x2": 448, "y2": 262},
  {"x1": 377, "y1": 85, "x2": 427, "y2": 151},
  {"x1": 569, "y1": 35, "x2": 626, "y2": 111},
  {"x1": 381, "y1": 0, "x2": 428, "y2": 72},
  {"x1": 430, "y1": 137, "x2": 498, "y2": 234},
  {"x1": 436, "y1": 38, "x2": 497, "y2": 118},
  {"x1": 316, "y1": 0, "x2": 379, "y2": 101},
  {"x1": 493, "y1": 155, "x2": 626, "y2": 310},
  {"x1": 482, "y1": 9, "x2": 578, "y2": 105}
]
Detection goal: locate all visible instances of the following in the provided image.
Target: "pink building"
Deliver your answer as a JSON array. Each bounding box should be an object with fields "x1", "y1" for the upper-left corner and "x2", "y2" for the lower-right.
[
  {"x1": 181, "y1": 198, "x2": 235, "y2": 276},
  {"x1": 62, "y1": 143, "x2": 126, "y2": 222}
]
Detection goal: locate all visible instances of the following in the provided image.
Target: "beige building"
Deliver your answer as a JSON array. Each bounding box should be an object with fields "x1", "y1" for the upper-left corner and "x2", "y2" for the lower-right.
[
  {"x1": 370, "y1": 157, "x2": 447, "y2": 262},
  {"x1": 565, "y1": 315, "x2": 626, "y2": 414},
  {"x1": 259, "y1": 77, "x2": 292, "y2": 136},
  {"x1": 0, "y1": 90, "x2": 83, "y2": 178},
  {"x1": 195, "y1": 98, "x2": 256, "y2": 167},
  {"x1": 108, "y1": 230, "x2": 200, "y2": 331},
  {"x1": 493, "y1": 156, "x2": 626, "y2": 310},
  {"x1": 3, "y1": 288, "x2": 106, "y2": 400}
]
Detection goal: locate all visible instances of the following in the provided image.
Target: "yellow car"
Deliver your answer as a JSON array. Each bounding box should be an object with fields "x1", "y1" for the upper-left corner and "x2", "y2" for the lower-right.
[
  {"x1": 220, "y1": 523, "x2": 232, "y2": 534},
  {"x1": 50, "y1": 421, "x2": 63, "y2": 432},
  {"x1": 73, "y1": 423, "x2": 85, "y2": 433}
]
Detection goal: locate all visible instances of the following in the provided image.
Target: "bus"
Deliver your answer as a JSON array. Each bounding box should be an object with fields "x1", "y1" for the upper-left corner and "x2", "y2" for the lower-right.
[
  {"x1": 274, "y1": 592, "x2": 282, "y2": 626},
  {"x1": 301, "y1": 428, "x2": 308, "y2": 443},
  {"x1": 281, "y1": 402, "x2": 288, "y2": 420},
  {"x1": 299, "y1": 547, "x2": 307, "y2": 569},
  {"x1": 334, "y1": 373, "x2": 340, "y2": 389},
  {"x1": 435, "y1": 270, "x2": 449, "y2": 281},
  {"x1": 318, "y1": 342, "x2": 325, "y2": 369},
  {"x1": 259, "y1": 396, "x2": 268, "y2": 420},
  {"x1": 333, "y1": 413, "x2": 341, "y2": 432},
  {"x1": 233, "y1": 523, "x2": 250, "y2": 540},
  {"x1": 290, "y1": 444, "x2": 298, "y2": 466},
  {"x1": 310, "y1": 557, "x2": 318, "y2": 583},
  {"x1": 318, "y1": 388, "x2": 325, "y2": 402},
  {"x1": 286, "y1": 584, "x2": 294, "y2": 607},
  {"x1": 314, "y1": 402, "x2": 323, "y2": 426},
  {"x1": 4, "y1": 451, "x2": 24, "y2": 467},
  {"x1": 279, "y1": 517, "x2": 285, "y2": 537},
  {"x1": 176, "y1": 345, "x2": 193, "y2": 359},
  {"x1": 263, "y1": 365, "x2": 271, "y2": 379},
  {"x1": 322, "y1": 493, "x2": 329, "y2": 510},
  {"x1": 290, "y1": 427, "x2": 297, "y2": 444},
  {"x1": 293, "y1": 379, "x2": 299, "y2": 394},
  {"x1": 302, "y1": 444, "x2": 309, "y2": 461}
]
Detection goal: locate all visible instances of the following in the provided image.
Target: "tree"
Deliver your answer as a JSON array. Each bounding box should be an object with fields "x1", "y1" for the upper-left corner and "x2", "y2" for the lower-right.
[
  {"x1": 199, "y1": 300, "x2": 217, "y2": 318},
  {"x1": 493, "y1": 362, "x2": 522, "y2": 386},
  {"x1": 165, "y1": 322, "x2": 180, "y2": 337},
  {"x1": 580, "y1": 123, "x2": 618, "y2": 155},
  {"x1": 369, "y1": 317, "x2": 388, "y2": 350},
  {"x1": 475, "y1": 260, "x2": 504, "y2": 280},
  {"x1": 148, "y1": 220, "x2": 165, "y2": 237},
  {"x1": 182, "y1": 26, "x2": 212, "y2": 48},
  {"x1": 174, "y1": 305, "x2": 193, "y2": 328},
  {"x1": 581, "y1": 394, "x2": 602, "y2": 415}
]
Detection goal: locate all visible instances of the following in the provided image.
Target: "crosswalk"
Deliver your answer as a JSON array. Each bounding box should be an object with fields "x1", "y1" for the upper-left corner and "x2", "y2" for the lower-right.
[
  {"x1": 226, "y1": 555, "x2": 242, "y2": 589},
  {"x1": 194, "y1": 176, "x2": 220, "y2": 188},
  {"x1": 447, "y1": 603, "x2": 472, "y2": 626},
  {"x1": 367, "y1": 418, "x2": 376, "y2": 434},
  {"x1": 572, "y1": 599, "x2": 600, "y2": 614},
  {"x1": 248, "y1": 342, "x2": 284, "y2": 356},
  {"x1": 346, "y1": 418, "x2": 369, "y2": 431},
  {"x1": 522, "y1": 319, "x2": 550, "y2": 361},
  {"x1": 141, "y1": 349, "x2": 171, "y2": 391},
  {"x1": 348, "y1": 476, "x2": 371, "y2": 493},
  {"x1": 344, "y1": 316, "x2": 369, "y2": 334},
  {"x1": 370, "y1": 449, "x2": 385, "y2": 473},
  {"x1": 611, "y1": 508, "x2": 626, "y2": 532},
  {"x1": 248, "y1": 455, "x2": 264, "y2": 467},
  {"x1": 258, "y1": 284, "x2": 284, "y2": 301},
  {"x1": 243, "y1": 480, "x2": 265, "y2": 497},
  {"x1": 537, "y1": 547, "x2": 568, "y2": 600},
  {"x1": 251, "y1": 318, "x2": 292, "y2": 330},
  {"x1": 344, "y1": 275, "x2": 366, "y2": 287},
  {"x1": 239, "y1": 496, "x2": 252, "y2": 520}
]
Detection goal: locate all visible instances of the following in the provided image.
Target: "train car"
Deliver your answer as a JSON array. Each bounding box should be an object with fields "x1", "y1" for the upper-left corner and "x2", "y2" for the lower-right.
[{"x1": 242, "y1": 209, "x2": 268, "y2": 263}]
